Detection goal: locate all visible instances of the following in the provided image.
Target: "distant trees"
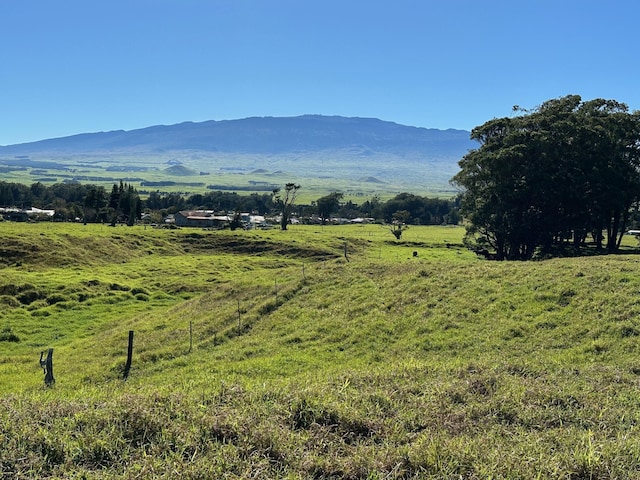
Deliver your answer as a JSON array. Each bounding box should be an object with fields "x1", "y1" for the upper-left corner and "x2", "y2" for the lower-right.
[
  {"x1": 145, "y1": 191, "x2": 186, "y2": 213},
  {"x1": 0, "y1": 179, "x2": 462, "y2": 228},
  {"x1": 380, "y1": 193, "x2": 458, "y2": 225},
  {"x1": 315, "y1": 192, "x2": 343, "y2": 224},
  {"x1": 83, "y1": 186, "x2": 108, "y2": 222},
  {"x1": 452, "y1": 95, "x2": 640, "y2": 260},
  {"x1": 0, "y1": 181, "x2": 114, "y2": 221},
  {"x1": 108, "y1": 181, "x2": 141, "y2": 226},
  {"x1": 0, "y1": 182, "x2": 33, "y2": 207},
  {"x1": 272, "y1": 183, "x2": 300, "y2": 230},
  {"x1": 190, "y1": 191, "x2": 272, "y2": 215}
]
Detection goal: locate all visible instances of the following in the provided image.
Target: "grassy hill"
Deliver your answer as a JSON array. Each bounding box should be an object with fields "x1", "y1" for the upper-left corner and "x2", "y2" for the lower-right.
[{"x1": 2, "y1": 222, "x2": 640, "y2": 478}]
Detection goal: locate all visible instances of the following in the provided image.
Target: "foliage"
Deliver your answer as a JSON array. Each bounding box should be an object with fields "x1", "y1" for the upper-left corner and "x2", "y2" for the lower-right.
[
  {"x1": 108, "y1": 181, "x2": 142, "y2": 226},
  {"x1": 183, "y1": 191, "x2": 273, "y2": 215},
  {"x1": 315, "y1": 191, "x2": 343, "y2": 224},
  {"x1": 83, "y1": 185, "x2": 109, "y2": 222},
  {"x1": 272, "y1": 183, "x2": 301, "y2": 230},
  {"x1": 453, "y1": 95, "x2": 640, "y2": 260},
  {"x1": 379, "y1": 192, "x2": 459, "y2": 225},
  {"x1": 388, "y1": 210, "x2": 410, "y2": 239}
]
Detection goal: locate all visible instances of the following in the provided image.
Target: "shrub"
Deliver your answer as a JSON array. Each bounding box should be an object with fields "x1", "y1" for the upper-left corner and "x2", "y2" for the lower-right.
[
  {"x1": 17, "y1": 290, "x2": 44, "y2": 305},
  {"x1": 0, "y1": 327, "x2": 19, "y2": 342},
  {"x1": 0, "y1": 295, "x2": 20, "y2": 307},
  {"x1": 130, "y1": 287, "x2": 149, "y2": 296},
  {"x1": 46, "y1": 294, "x2": 67, "y2": 305}
]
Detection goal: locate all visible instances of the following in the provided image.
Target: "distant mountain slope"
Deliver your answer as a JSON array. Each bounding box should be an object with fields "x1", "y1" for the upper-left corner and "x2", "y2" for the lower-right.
[
  {"x1": 0, "y1": 115, "x2": 476, "y2": 157},
  {"x1": 0, "y1": 116, "x2": 477, "y2": 195}
]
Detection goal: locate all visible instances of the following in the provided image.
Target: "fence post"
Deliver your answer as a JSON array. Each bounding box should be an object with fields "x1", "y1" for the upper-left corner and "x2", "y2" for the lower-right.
[
  {"x1": 123, "y1": 330, "x2": 134, "y2": 380},
  {"x1": 189, "y1": 321, "x2": 193, "y2": 353},
  {"x1": 39, "y1": 348, "x2": 55, "y2": 387}
]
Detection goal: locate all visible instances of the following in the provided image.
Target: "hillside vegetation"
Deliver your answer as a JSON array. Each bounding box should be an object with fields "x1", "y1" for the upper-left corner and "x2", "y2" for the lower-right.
[{"x1": 2, "y1": 222, "x2": 640, "y2": 478}]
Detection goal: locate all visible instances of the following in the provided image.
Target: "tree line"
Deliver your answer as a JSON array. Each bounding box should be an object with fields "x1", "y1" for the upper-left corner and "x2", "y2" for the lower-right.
[
  {"x1": 0, "y1": 180, "x2": 460, "y2": 227},
  {"x1": 453, "y1": 95, "x2": 640, "y2": 260}
]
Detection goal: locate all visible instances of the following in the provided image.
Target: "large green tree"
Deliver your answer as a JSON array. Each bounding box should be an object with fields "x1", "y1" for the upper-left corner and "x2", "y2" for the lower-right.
[{"x1": 452, "y1": 95, "x2": 640, "y2": 259}]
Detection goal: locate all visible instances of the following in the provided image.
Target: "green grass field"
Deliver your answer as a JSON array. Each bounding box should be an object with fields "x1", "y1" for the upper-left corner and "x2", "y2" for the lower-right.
[
  {"x1": 1, "y1": 150, "x2": 459, "y2": 203},
  {"x1": 2, "y1": 221, "x2": 640, "y2": 478}
]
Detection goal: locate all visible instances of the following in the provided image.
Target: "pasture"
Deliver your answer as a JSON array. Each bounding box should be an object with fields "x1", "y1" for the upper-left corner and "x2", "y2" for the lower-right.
[
  {"x1": 0, "y1": 151, "x2": 458, "y2": 204},
  {"x1": 2, "y1": 221, "x2": 640, "y2": 478}
]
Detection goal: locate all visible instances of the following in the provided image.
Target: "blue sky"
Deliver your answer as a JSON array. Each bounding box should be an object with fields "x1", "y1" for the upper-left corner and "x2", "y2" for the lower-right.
[{"x1": 1, "y1": 0, "x2": 638, "y2": 146}]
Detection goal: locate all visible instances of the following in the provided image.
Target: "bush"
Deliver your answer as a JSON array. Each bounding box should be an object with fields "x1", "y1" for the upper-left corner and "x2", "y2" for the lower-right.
[
  {"x1": 46, "y1": 294, "x2": 67, "y2": 305},
  {"x1": 17, "y1": 290, "x2": 44, "y2": 305},
  {"x1": 0, "y1": 295, "x2": 20, "y2": 307},
  {"x1": 0, "y1": 327, "x2": 19, "y2": 342}
]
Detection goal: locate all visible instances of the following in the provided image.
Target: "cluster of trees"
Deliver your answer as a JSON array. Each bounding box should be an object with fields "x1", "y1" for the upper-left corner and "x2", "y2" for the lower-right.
[
  {"x1": 107, "y1": 182, "x2": 142, "y2": 226},
  {"x1": 377, "y1": 193, "x2": 458, "y2": 225},
  {"x1": 453, "y1": 95, "x2": 640, "y2": 260},
  {"x1": 144, "y1": 190, "x2": 273, "y2": 215},
  {"x1": 0, "y1": 180, "x2": 460, "y2": 228},
  {"x1": 0, "y1": 181, "x2": 142, "y2": 225},
  {"x1": 310, "y1": 191, "x2": 458, "y2": 226}
]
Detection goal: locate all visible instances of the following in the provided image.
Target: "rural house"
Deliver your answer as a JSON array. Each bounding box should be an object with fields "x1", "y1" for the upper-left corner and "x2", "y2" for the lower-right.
[{"x1": 175, "y1": 210, "x2": 231, "y2": 228}]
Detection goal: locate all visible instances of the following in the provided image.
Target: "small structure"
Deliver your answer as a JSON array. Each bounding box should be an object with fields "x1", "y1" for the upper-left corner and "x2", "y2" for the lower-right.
[
  {"x1": 350, "y1": 217, "x2": 374, "y2": 224},
  {"x1": 26, "y1": 207, "x2": 55, "y2": 217},
  {"x1": 0, "y1": 207, "x2": 55, "y2": 221},
  {"x1": 236, "y1": 213, "x2": 272, "y2": 229},
  {"x1": 175, "y1": 210, "x2": 231, "y2": 228}
]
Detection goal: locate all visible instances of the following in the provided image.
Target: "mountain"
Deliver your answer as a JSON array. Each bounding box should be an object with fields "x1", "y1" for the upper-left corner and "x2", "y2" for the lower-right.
[
  {"x1": 0, "y1": 115, "x2": 474, "y2": 156},
  {"x1": 0, "y1": 116, "x2": 477, "y2": 195}
]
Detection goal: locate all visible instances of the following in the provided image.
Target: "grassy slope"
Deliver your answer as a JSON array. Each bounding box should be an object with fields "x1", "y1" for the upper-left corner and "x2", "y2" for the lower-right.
[{"x1": 2, "y1": 222, "x2": 640, "y2": 478}]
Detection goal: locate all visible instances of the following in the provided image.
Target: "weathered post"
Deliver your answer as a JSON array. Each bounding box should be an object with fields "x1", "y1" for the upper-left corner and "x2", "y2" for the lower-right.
[
  {"x1": 123, "y1": 330, "x2": 134, "y2": 380},
  {"x1": 39, "y1": 348, "x2": 55, "y2": 387},
  {"x1": 189, "y1": 321, "x2": 193, "y2": 353}
]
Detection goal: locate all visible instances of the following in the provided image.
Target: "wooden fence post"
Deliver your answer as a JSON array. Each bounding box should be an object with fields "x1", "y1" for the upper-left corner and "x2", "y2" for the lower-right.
[
  {"x1": 39, "y1": 348, "x2": 55, "y2": 387},
  {"x1": 123, "y1": 330, "x2": 134, "y2": 380}
]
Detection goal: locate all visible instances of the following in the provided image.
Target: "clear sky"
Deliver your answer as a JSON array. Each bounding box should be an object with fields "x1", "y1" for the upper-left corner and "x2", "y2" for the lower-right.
[{"x1": 1, "y1": 0, "x2": 638, "y2": 146}]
